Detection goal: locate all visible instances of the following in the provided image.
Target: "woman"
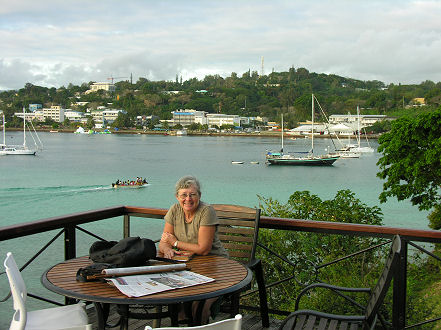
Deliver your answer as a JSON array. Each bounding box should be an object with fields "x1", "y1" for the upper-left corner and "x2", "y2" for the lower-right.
[
  {"x1": 159, "y1": 175, "x2": 227, "y2": 259},
  {"x1": 159, "y1": 175, "x2": 227, "y2": 324}
]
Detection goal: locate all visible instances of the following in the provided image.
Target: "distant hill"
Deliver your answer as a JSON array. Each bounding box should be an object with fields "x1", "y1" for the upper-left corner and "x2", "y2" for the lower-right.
[{"x1": 1, "y1": 68, "x2": 439, "y2": 127}]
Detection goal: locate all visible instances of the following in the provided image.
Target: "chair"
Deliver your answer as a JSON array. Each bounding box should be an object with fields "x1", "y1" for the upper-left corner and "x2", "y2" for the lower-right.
[
  {"x1": 4, "y1": 252, "x2": 92, "y2": 330},
  {"x1": 211, "y1": 204, "x2": 269, "y2": 327},
  {"x1": 279, "y1": 235, "x2": 402, "y2": 330},
  {"x1": 145, "y1": 314, "x2": 242, "y2": 330}
]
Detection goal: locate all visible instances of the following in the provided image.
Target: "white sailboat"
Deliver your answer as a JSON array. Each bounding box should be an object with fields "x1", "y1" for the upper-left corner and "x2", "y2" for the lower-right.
[
  {"x1": 350, "y1": 105, "x2": 374, "y2": 153},
  {"x1": 2, "y1": 108, "x2": 42, "y2": 155}
]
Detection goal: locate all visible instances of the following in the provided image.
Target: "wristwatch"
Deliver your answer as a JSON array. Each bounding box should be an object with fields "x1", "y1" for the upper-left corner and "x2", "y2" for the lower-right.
[{"x1": 173, "y1": 240, "x2": 178, "y2": 248}]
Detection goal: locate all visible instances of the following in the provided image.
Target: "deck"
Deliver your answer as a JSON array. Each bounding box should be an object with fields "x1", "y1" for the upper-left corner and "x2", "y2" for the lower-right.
[{"x1": 86, "y1": 305, "x2": 282, "y2": 329}]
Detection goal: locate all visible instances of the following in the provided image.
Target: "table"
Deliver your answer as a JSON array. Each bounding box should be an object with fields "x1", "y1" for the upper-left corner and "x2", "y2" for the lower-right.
[{"x1": 42, "y1": 255, "x2": 252, "y2": 329}]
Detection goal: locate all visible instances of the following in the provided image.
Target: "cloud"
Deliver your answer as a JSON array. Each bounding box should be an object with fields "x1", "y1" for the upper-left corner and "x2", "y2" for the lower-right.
[{"x1": 1, "y1": 0, "x2": 441, "y2": 89}]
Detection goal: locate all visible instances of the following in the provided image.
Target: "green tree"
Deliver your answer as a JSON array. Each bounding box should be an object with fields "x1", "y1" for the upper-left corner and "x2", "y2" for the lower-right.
[
  {"x1": 377, "y1": 110, "x2": 441, "y2": 211},
  {"x1": 257, "y1": 190, "x2": 385, "y2": 313}
]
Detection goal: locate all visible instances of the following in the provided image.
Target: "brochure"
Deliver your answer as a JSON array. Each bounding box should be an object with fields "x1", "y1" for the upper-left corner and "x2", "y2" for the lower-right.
[{"x1": 108, "y1": 270, "x2": 215, "y2": 297}]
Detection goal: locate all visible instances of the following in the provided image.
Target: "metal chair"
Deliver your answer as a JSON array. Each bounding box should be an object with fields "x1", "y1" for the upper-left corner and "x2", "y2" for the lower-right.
[
  {"x1": 212, "y1": 204, "x2": 269, "y2": 327},
  {"x1": 145, "y1": 314, "x2": 242, "y2": 330},
  {"x1": 4, "y1": 252, "x2": 92, "y2": 330},
  {"x1": 279, "y1": 235, "x2": 402, "y2": 330}
]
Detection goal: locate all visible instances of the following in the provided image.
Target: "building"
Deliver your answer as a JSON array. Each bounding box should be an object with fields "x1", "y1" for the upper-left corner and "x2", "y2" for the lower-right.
[
  {"x1": 172, "y1": 109, "x2": 207, "y2": 126},
  {"x1": 206, "y1": 113, "x2": 240, "y2": 127},
  {"x1": 29, "y1": 104, "x2": 42, "y2": 112},
  {"x1": 65, "y1": 110, "x2": 88, "y2": 123},
  {"x1": 87, "y1": 82, "x2": 116, "y2": 94},
  {"x1": 329, "y1": 114, "x2": 387, "y2": 128},
  {"x1": 91, "y1": 107, "x2": 127, "y2": 124},
  {"x1": 136, "y1": 115, "x2": 160, "y2": 127},
  {"x1": 15, "y1": 105, "x2": 65, "y2": 123}
]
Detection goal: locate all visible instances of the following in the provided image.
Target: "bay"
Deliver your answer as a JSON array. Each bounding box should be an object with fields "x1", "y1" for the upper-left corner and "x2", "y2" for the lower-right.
[
  {"x1": 0, "y1": 131, "x2": 430, "y2": 326},
  {"x1": 0, "y1": 131, "x2": 430, "y2": 229}
]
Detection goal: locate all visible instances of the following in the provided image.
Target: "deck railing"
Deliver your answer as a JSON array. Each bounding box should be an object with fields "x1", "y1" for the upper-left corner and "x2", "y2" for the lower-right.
[{"x1": 1, "y1": 205, "x2": 441, "y2": 329}]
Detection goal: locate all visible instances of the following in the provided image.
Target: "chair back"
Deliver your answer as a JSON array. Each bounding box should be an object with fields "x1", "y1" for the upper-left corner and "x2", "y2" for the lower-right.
[
  {"x1": 4, "y1": 252, "x2": 27, "y2": 330},
  {"x1": 145, "y1": 314, "x2": 242, "y2": 330},
  {"x1": 365, "y1": 235, "x2": 402, "y2": 325},
  {"x1": 211, "y1": 204, "x2": 260, "y2": 264}
]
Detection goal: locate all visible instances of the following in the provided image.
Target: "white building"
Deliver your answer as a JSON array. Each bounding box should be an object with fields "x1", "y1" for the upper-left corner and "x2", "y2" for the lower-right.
[
  {"x1": 91, "y1": 108, "x2": 127, "y2": 124},
  {"x1": 65, "y1": 110, "x2": 88, "y2": 123},
  {"x1": 15, "y1": 105, "x2": 65, "y2": 123},
  {"x1": 86, "y1": 82, "x2": 116, "y2": 94},
  {"x1": 329, "y1": 114, "x2": 387, "y2": 128},
  {"x1": 206, "y1": 113, "x2": 240, "y2": 127}
]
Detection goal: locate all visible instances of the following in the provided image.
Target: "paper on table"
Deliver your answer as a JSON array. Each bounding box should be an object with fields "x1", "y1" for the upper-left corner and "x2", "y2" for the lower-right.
[
  {"x1": 108, "y1": 270, "x2": 215, "y2": 297},
  {"x1": 102, "y1": 263, "x2": 187, "y2": 276}
]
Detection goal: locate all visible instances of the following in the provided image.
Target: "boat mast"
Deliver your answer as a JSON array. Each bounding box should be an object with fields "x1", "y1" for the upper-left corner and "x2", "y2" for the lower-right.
[
  {"x1": 281, "y1": 113, "x2": 284, "y2": 153},
  {"x1": 311, "y1": 94, "x2": 314, "y2": 154},
  {"x1": 357, "y1": 105, "x2": 361, "y2": 147},
  {"x1": 1, "y1": 112, "x2": 5, "y2": 147},
  {"x1": 23, "y1": 107, "x2": 26, "y2": 148}
]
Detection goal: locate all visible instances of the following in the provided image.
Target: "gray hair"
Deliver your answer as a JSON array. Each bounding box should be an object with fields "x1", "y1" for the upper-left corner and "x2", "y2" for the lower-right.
[{"x1": 175, "y1": 175, "x2": 201, "y2": 196}]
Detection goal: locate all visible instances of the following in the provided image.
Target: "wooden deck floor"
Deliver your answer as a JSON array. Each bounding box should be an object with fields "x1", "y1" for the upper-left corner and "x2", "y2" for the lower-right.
[{"x1": 86, "y1": 305, "x2": 283, "y2": 329}]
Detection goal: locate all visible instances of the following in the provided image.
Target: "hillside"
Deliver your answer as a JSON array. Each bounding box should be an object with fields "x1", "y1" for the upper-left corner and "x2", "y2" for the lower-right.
[{"x1": 1, "y1": 67, "x2": 440, "y2": 128}]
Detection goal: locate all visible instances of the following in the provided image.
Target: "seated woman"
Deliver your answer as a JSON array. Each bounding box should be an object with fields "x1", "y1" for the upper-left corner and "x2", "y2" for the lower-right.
[{"x1": 159, "y1": 175, "x2": 228, "y2": 324}]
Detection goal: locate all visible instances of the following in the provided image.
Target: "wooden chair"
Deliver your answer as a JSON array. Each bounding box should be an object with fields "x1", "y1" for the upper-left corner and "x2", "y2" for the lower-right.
[
  {"x1": 4, "y1": 252, "x2": 92, "y2": 330},
  {"x1": 279, "y1": 235, "x2": 402, "y2": 330},
  {"x1": 145, "y1": 314, "x2": 242, "y2": 330},
  {"x1": 211, "y1": 204, "x2": 269, "y2": 327}
]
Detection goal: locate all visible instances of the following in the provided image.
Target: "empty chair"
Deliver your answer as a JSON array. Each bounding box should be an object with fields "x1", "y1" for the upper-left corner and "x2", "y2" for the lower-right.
[
  {"x1": 145, "y1": 314, "x2": 242, "y2": 330},
  {"x1": 4, "y1": 252, "x2": 92, "y2": 330},
  {"x1": 279, "y1": 235, "x2": 402, "y2": 329}
]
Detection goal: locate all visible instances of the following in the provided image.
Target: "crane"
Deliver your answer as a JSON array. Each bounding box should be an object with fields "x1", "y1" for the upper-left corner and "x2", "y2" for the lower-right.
[{"x1": 107, "y1": 76, "x2": 129, "y2": 84}]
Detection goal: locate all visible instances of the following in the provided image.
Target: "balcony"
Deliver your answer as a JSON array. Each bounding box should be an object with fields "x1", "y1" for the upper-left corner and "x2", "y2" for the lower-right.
[{"x1": 1, "y1": 205, "x2": 441, "y2": 329}]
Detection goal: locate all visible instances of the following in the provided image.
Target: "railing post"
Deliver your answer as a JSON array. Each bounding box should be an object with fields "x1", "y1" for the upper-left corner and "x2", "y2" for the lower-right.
[
  {"x1": 124, "y1": 214, "x2": 130, "y2": 238},
  {"x1": 64, "y1": 225, "x2": 76, "y2": 260},
  {"x1": 393, "y1": 238, "x2": 407, "y2": 329}
]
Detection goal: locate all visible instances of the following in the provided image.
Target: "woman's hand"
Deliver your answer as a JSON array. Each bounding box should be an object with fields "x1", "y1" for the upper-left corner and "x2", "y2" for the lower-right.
[
  {"x1": 161, "y1": 232, "x2": 177, "y2": 246},
  {"x1": 163, "y1": 247, "x2": 176, "y2": 259}
]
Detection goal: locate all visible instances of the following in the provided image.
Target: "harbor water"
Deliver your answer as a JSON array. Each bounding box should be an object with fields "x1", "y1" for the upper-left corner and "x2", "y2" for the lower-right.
[{"x1": 0, "y1": 131, "x2": 430, "y2": 326}]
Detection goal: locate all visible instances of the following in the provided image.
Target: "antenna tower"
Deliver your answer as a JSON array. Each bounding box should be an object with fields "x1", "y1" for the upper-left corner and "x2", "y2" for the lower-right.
[{"x1": 261, "y1": 56, "x2": 264, "y2": 76}]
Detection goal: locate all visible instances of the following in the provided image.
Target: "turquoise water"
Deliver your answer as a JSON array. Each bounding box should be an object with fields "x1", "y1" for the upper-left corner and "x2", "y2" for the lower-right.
[{"x1": 0, "y1": 132, "x2": 430, "y2": 326}]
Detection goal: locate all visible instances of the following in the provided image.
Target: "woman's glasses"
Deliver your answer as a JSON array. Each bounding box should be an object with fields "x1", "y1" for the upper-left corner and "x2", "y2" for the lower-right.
[{"x1": 178, "y1": 193, "x2": 199, "y2": 200}]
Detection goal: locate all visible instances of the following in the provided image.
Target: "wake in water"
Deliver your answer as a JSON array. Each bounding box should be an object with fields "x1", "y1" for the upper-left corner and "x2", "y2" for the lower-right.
[{"x1": 0, "y1": 185, "x2": 114, "y2": 207}]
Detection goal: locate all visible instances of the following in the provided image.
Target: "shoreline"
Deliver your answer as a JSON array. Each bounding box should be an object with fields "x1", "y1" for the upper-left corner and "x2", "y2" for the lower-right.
[{"x1": 6, "y1": 127, "x2": 380, "y2": 139}]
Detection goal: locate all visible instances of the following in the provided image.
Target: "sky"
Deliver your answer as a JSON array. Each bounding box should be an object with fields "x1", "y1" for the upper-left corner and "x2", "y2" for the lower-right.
[{"x1": 1, "y1": 0, "x2": 441, "y2": 90}]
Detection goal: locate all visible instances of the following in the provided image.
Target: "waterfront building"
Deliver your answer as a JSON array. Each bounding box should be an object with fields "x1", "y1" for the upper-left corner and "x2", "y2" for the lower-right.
[
  {"x1": 15, "y1": 105, "x2": 65, "y2": 123},
  {"x1": 329, "y1": 114, "x2": 387, "y2": 128},
  {"x1": 91, "y1": 107, "x2": 127, "y2": 124},
  {"x1": 206, "y1": 113, "x2": 240, "y2": 127},
  {"x1": 65, "y1": 110, "x2": 88, "y2": 123}
]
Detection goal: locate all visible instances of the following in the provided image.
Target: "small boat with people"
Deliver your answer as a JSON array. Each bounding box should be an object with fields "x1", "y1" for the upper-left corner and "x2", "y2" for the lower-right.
[{"x1": 112, "y1": 177, "x2": 148, "y2": 188}]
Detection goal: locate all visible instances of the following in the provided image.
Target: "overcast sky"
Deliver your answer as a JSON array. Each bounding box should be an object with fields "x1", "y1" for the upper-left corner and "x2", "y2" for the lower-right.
[{"x1": 1, "y1": 0, "x2": 440, "y2": 90}]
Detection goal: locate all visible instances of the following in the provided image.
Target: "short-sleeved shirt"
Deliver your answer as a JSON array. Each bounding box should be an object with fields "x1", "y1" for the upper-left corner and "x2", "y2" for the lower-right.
[{"x1": 164, "y1": 202, "x2": 228, "y2": 257}]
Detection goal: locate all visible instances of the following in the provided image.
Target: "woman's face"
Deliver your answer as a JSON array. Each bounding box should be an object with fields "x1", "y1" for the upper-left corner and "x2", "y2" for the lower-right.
[{"x1": 176, "y1": 185, "x2": 200, "y2": 213}]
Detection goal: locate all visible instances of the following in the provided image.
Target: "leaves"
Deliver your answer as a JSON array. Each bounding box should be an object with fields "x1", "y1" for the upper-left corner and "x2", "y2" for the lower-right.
[{"x1": 377, "y1": 109, "x2": 441, "y2": 210}]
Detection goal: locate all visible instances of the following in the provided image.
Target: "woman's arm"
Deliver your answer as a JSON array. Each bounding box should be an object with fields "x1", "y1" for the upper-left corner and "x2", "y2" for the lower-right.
[
  {"x1": 159, "y1": 222, "x2": 176, "y2": 259},
  {"x1": 173, "y1": 225, "x2": 215, "y2": 256}
]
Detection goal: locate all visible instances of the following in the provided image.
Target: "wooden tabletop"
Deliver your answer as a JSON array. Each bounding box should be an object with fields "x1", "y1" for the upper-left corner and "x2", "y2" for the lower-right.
[{"x1": 42, "y1": 255, "x2": 252, "y2": 305}]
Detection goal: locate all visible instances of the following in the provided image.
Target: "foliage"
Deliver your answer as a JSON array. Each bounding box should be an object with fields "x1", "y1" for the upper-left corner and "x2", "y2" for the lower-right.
[
  {"x1": 377, "y1": 109, "x2": 441, "y2": 211},
  {"x1": 256, "y1": 190, "x2": 387, "y2": 314},
  {"x1": 1, "y1": 68, "x2": 439, "y2": 127}
]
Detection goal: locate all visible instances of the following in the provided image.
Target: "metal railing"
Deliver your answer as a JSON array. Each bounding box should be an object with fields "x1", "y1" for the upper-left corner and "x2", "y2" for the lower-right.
[{"x1": 1, "y1": 205, "x2": 441, "y2": 328}]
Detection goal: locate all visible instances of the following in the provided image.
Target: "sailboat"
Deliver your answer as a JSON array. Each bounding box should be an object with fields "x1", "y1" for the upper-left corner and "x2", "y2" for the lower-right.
[
  {"x1": 266, "y1": 95, "x2": 340, "y2": 166},
  {"x1": 349, "y1": 105, "x2": 374, "y2": 153},
  {"x1": 2, "y1": 108, "x2": 42, "y2": 155}
]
